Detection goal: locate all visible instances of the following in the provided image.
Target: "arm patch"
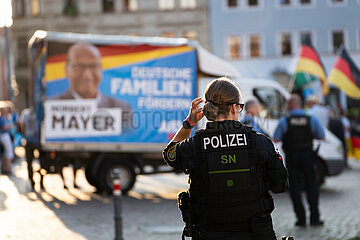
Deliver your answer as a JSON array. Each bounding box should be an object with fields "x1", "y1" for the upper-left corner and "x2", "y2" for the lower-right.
[{"x1": 166, "y1": 144, "x2": 177, "y2": 162}]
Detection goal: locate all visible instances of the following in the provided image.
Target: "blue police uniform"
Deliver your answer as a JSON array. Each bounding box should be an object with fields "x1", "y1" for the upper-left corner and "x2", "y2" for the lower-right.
[
  {"x1": 274, "y1": 109, "x2": 325, "y2": 226},
  {"x1": 0, "y1": 116, "x2": 10, "y2": 133},
  {"x1": 163, "y1": 120, "x2": 288, "y2": 239},
  {"x1": 241, "y1": 114, "x2": 267, "y2": 136}
]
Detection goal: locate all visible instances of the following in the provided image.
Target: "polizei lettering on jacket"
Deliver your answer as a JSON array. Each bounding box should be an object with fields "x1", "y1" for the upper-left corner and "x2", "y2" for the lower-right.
[
  {"x1": 202, "y1": 133, "x2": 248, "y2": 151},
  {"x1": 289, "y1": 117, "x2": 308, "y2": 126}
]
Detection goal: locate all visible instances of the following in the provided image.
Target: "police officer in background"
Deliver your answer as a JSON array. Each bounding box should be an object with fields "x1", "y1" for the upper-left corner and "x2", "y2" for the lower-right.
[
  {"x1": 273, "y1": 94, "x2": 325, "y2": 227},
  {"x1": 163, "y1": 77, "x2": 288, "y2": 240},
  {"x1": 241, "y1": 99, "x2": 268, "y2": 136}
]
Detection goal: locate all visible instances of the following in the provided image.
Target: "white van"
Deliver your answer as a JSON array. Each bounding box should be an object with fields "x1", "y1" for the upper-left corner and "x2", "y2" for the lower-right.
[{"x1": 198, "y1": 78, "x2": 345, "y2": 185}]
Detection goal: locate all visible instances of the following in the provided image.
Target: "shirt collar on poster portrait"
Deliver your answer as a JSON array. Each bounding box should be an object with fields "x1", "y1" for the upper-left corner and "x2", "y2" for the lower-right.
[{"x1": 69, "y1": 88, "x2": 102, "y2": 106}]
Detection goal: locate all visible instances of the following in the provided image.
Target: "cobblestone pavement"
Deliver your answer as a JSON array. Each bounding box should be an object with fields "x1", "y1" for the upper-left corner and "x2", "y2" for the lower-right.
[
  {"x1": 273, "y1": 158, "x2": 360, "y2": 240},
  {"x1": 0, "y1": 157, "x2": 360, "y2": 240}
]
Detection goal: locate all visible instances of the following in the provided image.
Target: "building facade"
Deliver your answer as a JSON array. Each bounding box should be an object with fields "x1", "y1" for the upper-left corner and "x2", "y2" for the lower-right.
[
  {"x1": 209, "y1": 0, "x2": 360, "y2": 85},
  {"x1": 9, "y1": 0, "x2": 209, "y2": 109}
]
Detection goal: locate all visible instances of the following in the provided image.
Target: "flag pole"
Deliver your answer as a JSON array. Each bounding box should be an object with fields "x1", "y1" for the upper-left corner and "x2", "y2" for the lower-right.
[
  {"x1": 287, "y1": 73, "x2": 296, "y2": 93},
  {"x1": 288, "y1": 47, "x2": 300, "y2": 94}
]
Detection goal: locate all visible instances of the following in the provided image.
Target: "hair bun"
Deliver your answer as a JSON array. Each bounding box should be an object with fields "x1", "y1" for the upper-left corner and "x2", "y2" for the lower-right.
[{"x1": 206, "y1": 100, "x2": 217, "y2": 106}]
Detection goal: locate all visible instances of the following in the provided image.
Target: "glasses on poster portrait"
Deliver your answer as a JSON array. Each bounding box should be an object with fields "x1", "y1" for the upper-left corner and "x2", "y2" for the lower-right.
[
  {"x1": 226, "y1": 102, "x2": 244, "y2": 112},
  {"x1": 69, "y1": 63, "x2": 101, "y2": 73}
]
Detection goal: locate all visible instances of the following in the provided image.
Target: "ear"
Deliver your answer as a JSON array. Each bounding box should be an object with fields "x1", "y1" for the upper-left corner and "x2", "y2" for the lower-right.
[{"x1": 230, "y1": 104, "x2": 236, "y2": 114}]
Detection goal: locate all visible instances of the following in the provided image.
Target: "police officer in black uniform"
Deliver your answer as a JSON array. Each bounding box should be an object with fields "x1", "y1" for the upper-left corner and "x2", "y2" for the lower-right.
[
  {"x1": 274, "y1": 94, "x2": 325, "y2": 227},
  {"x1": 163, "y1": 77, "x2": 288, "y2": 240}
]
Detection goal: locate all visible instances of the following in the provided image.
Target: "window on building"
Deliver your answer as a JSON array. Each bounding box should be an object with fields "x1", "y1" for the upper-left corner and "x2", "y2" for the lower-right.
[
  {"x1": 249, "y1": 35, "x2": 261, "y2": 57},
  {"x1": 162, "y1": 31, "x2": 176, "y2": 38},
  {"x1": 63, "y1": 0, "x2": 78, "y2": 17},
  {"x1": 103, "y1": 0, "x2": 115, "y2": 12},
  {"x1": 159, "y1": 0, "x2": 175, "y2": 10},
  {"x1": 124, "y1": 0, "x2": 138, "y2": 12},
  {"x1": 332, "y1": 30, "x2": 344, "y2": 54},
  {"x1": 331, "y1": 0, "x2": 344, "y2": 3},
  {"x1": 15, "y1": 0, "x2": 26, "y2": 17},
  {"x1": 31, "y1": 0, "x2": 40, "y2": 16},
  {"x1": 17, "y1": 37, "x2": 28, "y2": 67},
  {"x1": 180, "y1": 0, "x2": 196, "y2": 9},
  {"x1": 280, "y1": 33, "x2": 292, "y2": 56},
  {"x1": 300, "y1": 0, "x2": 311, "y2": 4},
  {"x1": 248, "y1": 0, "x2": 259, "y2": 6},
  {"x1": 280, "y1": 0, "x2": 291, "y2": 5},
  {"x1": 183, "y1": 30, "x2": 198, "y2": 40},
  {"x1": 300, "y1": 31, "x2": 312, "y2": 45},
  {"x1": 228, "y1": 36, "x2": 241, "y2": 59},
  {"x1": 227, "y1": 0, "x2": 238, "y2": 8}
]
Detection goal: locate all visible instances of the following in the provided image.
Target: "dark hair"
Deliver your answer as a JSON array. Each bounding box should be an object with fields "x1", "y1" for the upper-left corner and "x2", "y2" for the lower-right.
[
  {"x1": 202, "y1": 77, "x2": 241, "y2": 121},
  {"x1": 245, "y1": 100, "x2": 256, "y2": 111}
]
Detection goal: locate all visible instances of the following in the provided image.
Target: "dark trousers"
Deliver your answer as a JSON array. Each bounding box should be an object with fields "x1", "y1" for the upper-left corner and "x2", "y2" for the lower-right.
[
  {"x1": 286, "y1": 151, "x2": 320, "y2": 223},
  {"x1": 193, "y1": 231, "x2": 252, "y2": 240},
  {"x1": 25, "y1": 144, "x2": 35, "y2": 187},
  {"x1": 192, "y1": 211, "x2": 276, "y2": 240}
]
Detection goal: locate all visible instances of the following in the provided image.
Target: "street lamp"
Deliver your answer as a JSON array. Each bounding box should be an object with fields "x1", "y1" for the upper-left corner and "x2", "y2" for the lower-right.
[{"x1": 0, "y1": 0, "x2": 14, "y2": 101}]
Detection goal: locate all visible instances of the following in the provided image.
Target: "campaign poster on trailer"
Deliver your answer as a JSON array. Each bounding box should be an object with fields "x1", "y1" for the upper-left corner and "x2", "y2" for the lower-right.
[{"x1": 44, "y1": 42, "x2": 197, "y2": 143}]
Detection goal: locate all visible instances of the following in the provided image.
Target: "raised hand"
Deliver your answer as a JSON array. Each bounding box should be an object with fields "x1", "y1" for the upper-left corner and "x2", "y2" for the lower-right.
[{"x1": 187, "y1": 97, "x2": 204, "y2": 125}]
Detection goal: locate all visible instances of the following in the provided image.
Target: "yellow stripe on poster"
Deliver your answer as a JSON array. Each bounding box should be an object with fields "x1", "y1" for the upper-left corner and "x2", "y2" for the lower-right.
[
  {"x1": 296, "y1": 58, "x2": 327, "y2": 81},
  {"x1": 45, "y1": 46, "x2": 194, "y2": 82},
  {"x1": 45, "y1": 62, "x2": 66, "y2": 82},
  {"x1": 329, "y1": 69, "x2": 360, "y2": 99},
  {"x1": 102, "y1": 46, "x2": 193, "y2": 70}
]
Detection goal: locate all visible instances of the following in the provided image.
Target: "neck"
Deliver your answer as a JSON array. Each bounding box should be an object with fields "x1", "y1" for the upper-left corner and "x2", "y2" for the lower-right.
[
  {"x1": 82, "y1": 93, "x2": 97, "y2": 99},
  {"x1": 72, "y1": 88, "x2": 98, "y2": 99},
  {"x1": 215, "y1": 115, "x2": 237, "y2": 121}
]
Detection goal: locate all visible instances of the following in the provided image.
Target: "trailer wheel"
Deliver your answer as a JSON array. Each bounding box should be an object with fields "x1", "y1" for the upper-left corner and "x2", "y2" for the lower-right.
[
  {"x1": 85, "y1": 162, "x2": 99, "y2": 188},
  {"x1": 99, "y1": 159, "x2": 136, "y2": 194}
]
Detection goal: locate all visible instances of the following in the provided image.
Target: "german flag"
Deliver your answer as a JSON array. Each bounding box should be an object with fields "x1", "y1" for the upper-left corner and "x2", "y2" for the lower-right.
[
  {"x1": 351, "y1": 136, "x2": 360, "y2": 161},
  {"x1": 294, "y1": 39, "x2": 328, "y2": 94},
  {"x1": 328, "y1": 45, "x2": 360, "y2": 99}
]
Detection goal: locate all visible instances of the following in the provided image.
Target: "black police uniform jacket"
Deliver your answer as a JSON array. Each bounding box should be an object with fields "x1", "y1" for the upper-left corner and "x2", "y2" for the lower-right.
[
  {"x1": 163, "y1": 120, "x2": 288, "y2": 232},
  {"x1": 283, "y1": 115, "x2": 313, "y2": 152}
]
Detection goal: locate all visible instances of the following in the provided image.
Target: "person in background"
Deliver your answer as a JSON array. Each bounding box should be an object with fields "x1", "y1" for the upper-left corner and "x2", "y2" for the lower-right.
[
  {"x1": 328, "y1": 109, "x2": 345, "y2": 165},
  {"x1": 20, "y1": 108, "x2": 35, "y2": 188},
  {"x1": 306, "y1": 95, "x2": 329, "y2": 129},
  {"x1": 0, "y1": 105, "x2": 14, "y2": 174},
  {"x1": 8, "y1": 101, "x2": 20, "y2": 132},
  {"x1": 274, "y1": 94, "x2": 325, "y2": 227},
  {"x1": 241, "y1": 99, "x2": 268, "y2": 136},
  {"x1": 6, "y1": 101, "x2": 22, "y2": 157},
  {"x1": 340, "y1": 108, "x2": 351, "y2": 167},
  {"x1": 19, "y1": 108, "x2": 30, "y2": 138},
  {"x1": 163, "y1": 77, "x2": 288, "y2": 240}
]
